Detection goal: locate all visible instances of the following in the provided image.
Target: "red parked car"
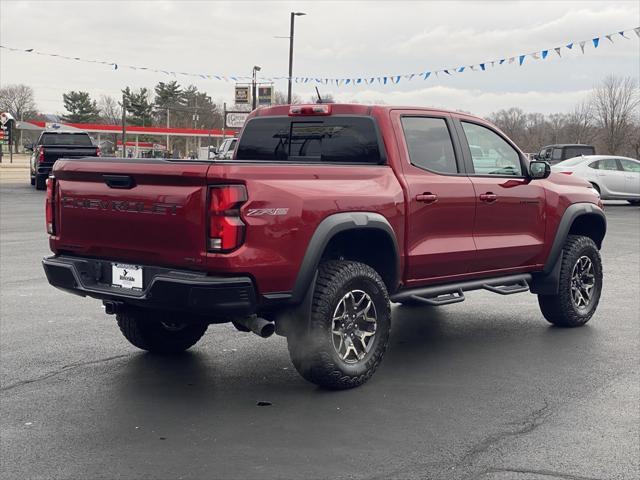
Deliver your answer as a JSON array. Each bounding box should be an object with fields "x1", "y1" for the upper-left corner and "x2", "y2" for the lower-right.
[{"x1": 43, "y1": 104, "x2": 606, "y2": 389}]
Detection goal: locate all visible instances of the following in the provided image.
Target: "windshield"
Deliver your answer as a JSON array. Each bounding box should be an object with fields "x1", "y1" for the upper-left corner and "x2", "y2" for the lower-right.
[
  {"x1": 236, "y1": 116, "x2": 382, "y2": 164},
  {"x1": 40, "y1": 133, "x2": 93, "y2": 146}
]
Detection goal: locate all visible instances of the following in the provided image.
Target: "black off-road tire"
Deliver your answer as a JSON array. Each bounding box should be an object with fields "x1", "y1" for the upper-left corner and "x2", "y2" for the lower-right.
[
  {"x1": 538, "y1": 235, "x2": 603, "y2": 327},
  {"x1": 35, "y1": 174, "x2": 47, "y2": 191},
  {"x1": 116, "y1": 308, "x2": 208, "y2": 354},
  {"x1": 286, "y1": 260, "x2": 391, "y2": 390}
]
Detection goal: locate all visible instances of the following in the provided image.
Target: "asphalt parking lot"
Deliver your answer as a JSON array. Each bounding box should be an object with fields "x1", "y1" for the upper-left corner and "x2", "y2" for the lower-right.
[{"x1": 1, "y1": 177, "x2": 638, "y2": 480}]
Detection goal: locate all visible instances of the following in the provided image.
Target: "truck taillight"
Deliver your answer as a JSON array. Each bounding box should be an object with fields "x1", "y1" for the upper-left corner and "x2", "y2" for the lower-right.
[
  {"x1": 45, "y1": 176, "x2": 56, "y2": 235},
  {"x1": 208, "y1": 185, "x2": 247, "y2": 252},
  {"x1": 38, "y1": 146, "x2": 45, "y2": 163},
  {"x1": 289, "y1": 104, "x2": 332, "y2": 116}
]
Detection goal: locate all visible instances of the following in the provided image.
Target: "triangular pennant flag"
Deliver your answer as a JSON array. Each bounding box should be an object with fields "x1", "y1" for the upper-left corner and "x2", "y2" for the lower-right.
[
  {"x1": 634, "y1": 27, "x2": 640, "y2": 37},
  {"x1": 518, "y1": 55, "x2": 525, "y2": 65},
  {"x1": 606, "y1": 34, "x2": 614, "y2": 43},
  {"x1": 345, "y1": 79, "x2": 351, "y2": 85},
  {"x1": 457, "y1": 66, "x2": 465, "y2": 73},
  {"x1": 383, "y1": 76, "x2": 388, "y2": 84},
  {"x1": 619, "y1": 31, "x2": 629, "y2": 39},
  {"x1": 423, "y1": 72, "x2": 431, "y2": 80},
  {"x1": 369, "y1": 77, "x2": 375, "y2": 84},
  {"x1": 554, "y1": 47, "x2": 562, "y2": 57},
  {"x1": 542, "y1": 50, "x2": 548, "y2": 59},
  {"x1": 499, "y1": 59, "x2": 506, "y2": 64},
  {"x1": 490, "y1": 61, "x2": 495, "y2": 68},
  {"x1": 531, "y1": 52, "x2": 540, "y2": 60},
  {"x1": 508, "y1": 57, "x2": 515, "y2": 64},
  {"x1": 435, "y1": 71, "x2": 439, "y2": 78},
  {"x1": 393, "y1": 76, "x2": 401, "y2": 84},
  {"x1": 479, "y1": 63, "x2": 486, "y2": 71},
  {"x1": 579, "y1": 40, "x2": 586, "y2": 53},
  {"x1": 408, "y1": 73, "x2": 415, "y2": 80},
  {"x1": 592, "y1": 38, "x2": 599, "y2": 48},
  {"x1": 566, "y1": 42, "x2": 573, "y2": 49},
  {"x1": 356, "y1": 78, "x2": 362, "y2": 84},
  {"x1": 443, "y1": 69, "x2": 451, "y2": 75},
  {"x1": 470, "y1": 65, "x2": 476, "y2": 71},
  {"x1": 113, "y1": 63, "x2": 118, "y2": 70}
]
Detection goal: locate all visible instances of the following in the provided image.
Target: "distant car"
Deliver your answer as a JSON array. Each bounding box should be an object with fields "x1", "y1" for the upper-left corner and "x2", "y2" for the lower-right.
[
  {"x1": 537, "y1": 144, "x2": 596, "y2": 165},
  {"x1": 552, "y1": 155, "x2": 640, "y2": 205},
  {"x1": 215, "y1": 137, "x2": 238, "y2": 159}
]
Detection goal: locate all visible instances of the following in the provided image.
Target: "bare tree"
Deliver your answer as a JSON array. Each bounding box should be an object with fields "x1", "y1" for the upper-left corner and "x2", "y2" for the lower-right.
[
  {"x1": 98, "y1": 95, "x2": 122, "y2": 125},
  {"x1": 0, "y1": 84, "x2": 38, "y2": 153},
  {"x1": 591, "y1": 75, "x2": 639, "y2": 154},
  {"x1": 566, "y1": 100, "x2": 594, "y2": 144},
  {"x1": 488, "y1": 108, "x2": 527, "y2": 143}
]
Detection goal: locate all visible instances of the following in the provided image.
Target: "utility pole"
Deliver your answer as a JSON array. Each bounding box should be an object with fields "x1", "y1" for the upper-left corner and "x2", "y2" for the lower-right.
[
  {"x1": 252, "y1": 66, "x2": 261, "y2": 110},
  {"x1": 166, "y1": 107, "x2": 170, "y2": 157},
  {"x1": 121, "y1": 92, "x2": 126, "y2": 157},
  {"x1": 287, "y1": 12, "x2": 306, "y2": 104}
]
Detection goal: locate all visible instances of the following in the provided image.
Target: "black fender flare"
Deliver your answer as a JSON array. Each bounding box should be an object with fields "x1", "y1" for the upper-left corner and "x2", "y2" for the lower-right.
[
  {"x1": 531, "y1": 202, "x2": 606, "y2": 294},
  {"x1": 290, "y1": 212, "x2": 400, "y2": 303}
]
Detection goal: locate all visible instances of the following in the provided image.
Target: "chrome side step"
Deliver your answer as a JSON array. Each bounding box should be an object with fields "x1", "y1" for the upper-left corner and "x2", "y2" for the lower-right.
[{"x1": 391, "y1": 273, "x2": 532, "y2": 305}]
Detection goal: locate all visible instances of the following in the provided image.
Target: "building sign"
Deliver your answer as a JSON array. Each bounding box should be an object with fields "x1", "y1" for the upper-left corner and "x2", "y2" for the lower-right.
[
  {"x1": 257, "y1": 86, "x2": 273, "y2": 106},
  {"x1": 234, "y1": 86, "x2": 250, "y2": 105},
  {"x1": 225, "y1": 112, "x2": 249, "y2": 129}
]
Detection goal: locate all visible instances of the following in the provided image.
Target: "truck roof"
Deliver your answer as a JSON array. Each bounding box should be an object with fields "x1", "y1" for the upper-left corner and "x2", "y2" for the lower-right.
[{"x1": 253, "y1": 103, "x2": 490, "y2": 124}]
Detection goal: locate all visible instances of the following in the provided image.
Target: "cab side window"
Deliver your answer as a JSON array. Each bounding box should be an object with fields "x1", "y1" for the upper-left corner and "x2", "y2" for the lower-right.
[
  {"x1": 461, "y1": 122, "x2": 523, "y2": 176},
  {"x1": 401, "y1": 117, "x2": 458, "y2": 174},
  {"x1": 619, "y1": 159, "x2": 640, "y2": 172}
]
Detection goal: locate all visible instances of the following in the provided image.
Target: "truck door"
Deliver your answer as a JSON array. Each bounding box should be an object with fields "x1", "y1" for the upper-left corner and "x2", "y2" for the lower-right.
[
  {"x1": 454, "y1": 119, "x2": 547, "y2": 272},
  {"x1": 391, "y1": 111, "x2": 477, "y2": 285}
]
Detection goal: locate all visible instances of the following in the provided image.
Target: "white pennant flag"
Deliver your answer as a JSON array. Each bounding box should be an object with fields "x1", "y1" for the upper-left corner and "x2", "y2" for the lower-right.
[
  {"x1": 554, "y1": 47, "x2": 562, "y2": 57},
  {"x1": 579, "y1": 40, "x2": 586, "y2": 53},
  {"x1": 635, "y1": 27, "x2": 640, "y2": 37},
  {"x1": 508, "y1": 57, "x2": 515, "y2": 64},
  {"x1": 531, "y1": 52, "x2": 540, "y2": 60},
  {"x1": 606, "y1": 34, "x2": 614, "y2": 43}
]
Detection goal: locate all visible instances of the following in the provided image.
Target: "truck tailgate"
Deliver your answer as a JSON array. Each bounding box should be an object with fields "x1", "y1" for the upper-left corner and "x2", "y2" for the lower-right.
[{"x1": 52, "y1": 158, "x2": 211, "y2": 269}]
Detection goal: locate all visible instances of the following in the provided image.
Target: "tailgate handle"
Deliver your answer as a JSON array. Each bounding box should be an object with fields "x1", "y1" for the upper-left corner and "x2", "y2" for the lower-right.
[{"x1": 103, "y1": 175, "x2": 135, "y2": 189}]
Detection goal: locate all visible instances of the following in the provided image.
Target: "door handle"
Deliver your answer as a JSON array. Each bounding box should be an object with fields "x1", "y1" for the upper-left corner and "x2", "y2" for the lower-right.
[
  {"x1": 416, "y1": 193, "x2": 438, "y2": 204},
  {"x1": 479, "y1": 192, "x2": 498, "y2": 203}
]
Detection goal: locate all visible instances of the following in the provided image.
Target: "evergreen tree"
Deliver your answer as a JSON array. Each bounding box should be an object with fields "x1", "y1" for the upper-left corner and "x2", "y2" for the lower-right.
[
  {"x1": 122, "y1": 87, "x2": 153, "y2": 126},
  {"x1": 61, "y1": 91, "x2": 100, "y2": 123}
]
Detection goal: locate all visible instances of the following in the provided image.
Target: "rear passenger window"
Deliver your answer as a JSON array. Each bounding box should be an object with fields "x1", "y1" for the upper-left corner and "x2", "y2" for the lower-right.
[
  {"x1": 461, "y1": 122, "x2": 522, "y2": 176},
  {"x1": 401, "y1": 117, "x2": 458, "y2": 174},
  {"x1": 594, "y1": 159, "x2": 619, "y2": 171}
]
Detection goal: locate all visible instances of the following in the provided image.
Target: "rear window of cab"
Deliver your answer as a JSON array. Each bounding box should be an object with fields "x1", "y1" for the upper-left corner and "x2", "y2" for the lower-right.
[{"x1": 236, "y1": 116, "x2": 383, "y2": 164}]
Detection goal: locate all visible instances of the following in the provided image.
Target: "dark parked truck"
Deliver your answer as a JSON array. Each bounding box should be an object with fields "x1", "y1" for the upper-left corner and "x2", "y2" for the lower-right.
[
  {"x1": 43, "y1": 104, "x2": 606, "y2": 389},
  {"x1": 29, "y1": 129, "x2": 100, "y2": 190}
]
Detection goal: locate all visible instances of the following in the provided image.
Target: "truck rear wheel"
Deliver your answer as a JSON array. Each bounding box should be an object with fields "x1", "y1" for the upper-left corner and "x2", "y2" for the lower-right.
[
  {"x1": 116, "y1": 308, "x2": 208, "y2": 354},
  {"x1": 538, "y1": 235, "x2": 602, "y2": 327},
  {"x1": 35, "y1": 174, "x2": 47, "y2": 191},
  {"x1": 287, "y1": 260, "x2": 391, "y2": 389}
]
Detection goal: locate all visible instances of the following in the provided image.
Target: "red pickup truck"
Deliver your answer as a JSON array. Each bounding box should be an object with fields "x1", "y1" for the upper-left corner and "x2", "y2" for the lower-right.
[{"x1": 43, "y1": 104, "x2": 606, "y2": 389}]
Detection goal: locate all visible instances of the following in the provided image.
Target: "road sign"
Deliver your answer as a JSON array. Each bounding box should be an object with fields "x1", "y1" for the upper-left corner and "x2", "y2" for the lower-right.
[
  {"x1": 257, "y1": 86, "x2": 273, "y2": 106},
  {"x1": 225, "y1": 112, "x2": 249, "y2": 129},
  {"x1": 234, "y1": 86, "x2": 250, "y2": 105},
  {"x1": 0, "y1": 112, "x2": 15, "y2": 125}
]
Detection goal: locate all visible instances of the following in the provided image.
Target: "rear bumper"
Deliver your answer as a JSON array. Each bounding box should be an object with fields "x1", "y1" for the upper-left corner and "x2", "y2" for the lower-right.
[{"x1": 42, "y1": 255, "x2": 257, "y2": 317}]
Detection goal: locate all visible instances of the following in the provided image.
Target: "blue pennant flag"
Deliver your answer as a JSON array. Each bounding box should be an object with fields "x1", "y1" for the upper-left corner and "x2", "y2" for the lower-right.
[
  {"x1": 542, "y1": 50, "x2": 548, "y2": 59},
  {"x1": 444, "y1": 69, "x2": 451, "y2": 75},
  {"x1": 423, "y1": 71, "x2": 431, "y2": 80},
  {"x1": 566, "y1": 42, "x2": 573, "y2": 49},
  {"x1": 356, "y1": 78, "x2": 362, "y2": 84},
  {"x1": 457, "y1": 66, "x2": 465, "y2": 72},
  {"x1": 518, "y1": 55, "x2": 526, "y2": 65},
  {"x1": 383, "y1": 76, "x2": 388, "y2": 84},
  {"x1": 479, "y1": 63, "x2": 485, "y2": 71},
  {"x1": 499, "y1": 59, "x2": 506, "y2": 64},
  {"x1": 393, "y1": 76, "x2": 401, "y2": 83},
  {"x1": 592, "y1": 37, "x2": 600, "y2": 48},
  {"x1": 345, "y1": 78, "x2": 351, "y2": 85}
]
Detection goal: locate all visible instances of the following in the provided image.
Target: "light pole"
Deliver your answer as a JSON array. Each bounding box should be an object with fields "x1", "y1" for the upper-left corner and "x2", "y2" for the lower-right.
[
  {"x1": 288, "y1": 12, "x2": 306, "y2": 105},
  {"x1": 252, "y1": 65, "x2": 261, "y2": 110}
]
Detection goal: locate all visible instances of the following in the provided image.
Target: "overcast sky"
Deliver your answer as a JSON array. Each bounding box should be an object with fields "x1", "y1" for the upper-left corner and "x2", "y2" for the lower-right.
[{"x1": 1, "y1": 0, "x2": 639, "y2": 117}]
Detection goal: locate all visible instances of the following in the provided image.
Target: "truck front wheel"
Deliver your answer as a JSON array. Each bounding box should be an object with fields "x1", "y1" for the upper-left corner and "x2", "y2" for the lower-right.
[
  {"x1": 35, "y1": 174, "x2": 47, "y2": 191},
  {"x1": 287, "y1": 260, "x2": 391, "y2": 389},
  {"x1": 538, "y1": 235, "x2": 603, "y2": 327},
  {"x1": 116, "y1": 308, "x2": 208, "y2": 354}
]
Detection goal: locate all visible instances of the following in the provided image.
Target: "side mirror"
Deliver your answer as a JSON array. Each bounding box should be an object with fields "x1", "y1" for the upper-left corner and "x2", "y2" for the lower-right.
[
  {"x1": 24, "y1": 143, "x2": 34, "y2": 151},
  {"x1": 529, "y1": 161, "x2": 551, "y2": 179}
]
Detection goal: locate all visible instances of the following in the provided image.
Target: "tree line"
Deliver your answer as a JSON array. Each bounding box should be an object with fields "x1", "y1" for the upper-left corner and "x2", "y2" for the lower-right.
[{"x1": 1, "y1": 76, "x2": 637, "y2": 157}]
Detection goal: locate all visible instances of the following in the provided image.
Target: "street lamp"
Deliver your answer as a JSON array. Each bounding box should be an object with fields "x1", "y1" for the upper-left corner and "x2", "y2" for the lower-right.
[
  {"x1": 252, "y1": 65, "x2": 261, "y2": 110},
  {"x1": 288, "y1": 11, "x2": 306, "y2": 105}
]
